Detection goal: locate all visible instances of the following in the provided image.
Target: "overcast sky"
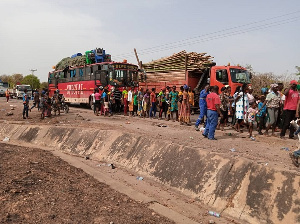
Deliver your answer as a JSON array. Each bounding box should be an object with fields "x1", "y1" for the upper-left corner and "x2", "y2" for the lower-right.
[{"x1": 0, "y1": 0, "x2": 299, "y2": 82}]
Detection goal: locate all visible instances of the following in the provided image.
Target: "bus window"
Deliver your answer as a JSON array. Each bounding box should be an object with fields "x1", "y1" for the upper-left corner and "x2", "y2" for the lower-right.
[
  {"x1": 70, "y1": 69, "x2": 76, "y2": 78},
  {"x1": 91, "y1": 66, "x2": 94, "y2": 79},
  {"x1": 85, "y1": 67, "x2": 91, "y2": 80},
  {"x1": 102, "y1": 64, "x2": 108, "y2": 71},
  {"x1": 115, "y1": 70, "x2": 127, "y2": 85},
  {"x1": 93, "y1": 65, "x2": 98, "y2": 73},
  {"x1": 79, "y1": 68, "x2": 84, "y2": 77},
  {"x1": 132, "y1": 71, "x2": 138, "y2": 82},
  {"x1": 127, "y1": 70, "x2": 132, "y2": 83},
  {"x1": 109, "y1": 71, "x2": 114, "y2": 80}
]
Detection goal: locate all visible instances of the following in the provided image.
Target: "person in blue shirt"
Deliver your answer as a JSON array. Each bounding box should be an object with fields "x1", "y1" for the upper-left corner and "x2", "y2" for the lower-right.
[
  {"x1": 22, "y1": 89, "x2": 30, "y2": 119},
  {"x1": 257, "y1": 95, "x2": 267, "y2": 135},
  {"x1": 195, "y1": 85, "x2": 209, "y2": 131}
]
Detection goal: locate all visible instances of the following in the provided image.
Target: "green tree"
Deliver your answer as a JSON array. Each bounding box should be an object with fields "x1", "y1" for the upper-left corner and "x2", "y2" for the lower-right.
[
  {"x1": 40, "y1": 82, "x2": 48, "y2": 90},
  {"x1": 0, "y1": 75, "x2": 13, "y2": 87},
  {"x1": 22, "y1": 74, "x2": 40, "y2": 89},
  {"x1": 11, "y1": 73, "x2": 24, "y2": 86}
]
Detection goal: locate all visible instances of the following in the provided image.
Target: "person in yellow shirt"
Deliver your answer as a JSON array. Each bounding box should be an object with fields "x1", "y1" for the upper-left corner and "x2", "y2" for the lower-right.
[{"x1": 188, "y1": 86, "x2": 195, "y2": 115}]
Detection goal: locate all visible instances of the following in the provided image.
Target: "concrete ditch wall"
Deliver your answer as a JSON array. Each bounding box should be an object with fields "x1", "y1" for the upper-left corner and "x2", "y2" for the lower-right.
[{"x1": 0, "y1": 123, "x2": 299, "y2": 224}]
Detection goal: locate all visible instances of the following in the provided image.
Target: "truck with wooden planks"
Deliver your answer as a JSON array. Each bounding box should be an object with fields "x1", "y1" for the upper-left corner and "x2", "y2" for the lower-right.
[{"x1": 139, "y1": 50, "x2": 251, "y2": 97}]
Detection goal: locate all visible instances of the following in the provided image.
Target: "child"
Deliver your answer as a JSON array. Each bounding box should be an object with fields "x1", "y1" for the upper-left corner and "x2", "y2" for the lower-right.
[
  {"x1": 257, "y1": 96, "x2": 267, "y2": 135},
  {"x1": 247, "y1": 102, "x2": 258, "y2": 140}
]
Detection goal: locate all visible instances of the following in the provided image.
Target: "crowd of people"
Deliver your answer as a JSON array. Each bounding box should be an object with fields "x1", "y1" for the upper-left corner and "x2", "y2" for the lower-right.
[
  {"x1": 20, "y1": 88, "x2": 65, "y2": 119},
  {"x1": 91, "y1": 85, "x2": 195, "y2": 125},
  {"x1": 90, "y1": 81, "x2": 300, "y2": 167},
  {"x1": 11, "y1": 80, "x2": 300, "y2": 167}
]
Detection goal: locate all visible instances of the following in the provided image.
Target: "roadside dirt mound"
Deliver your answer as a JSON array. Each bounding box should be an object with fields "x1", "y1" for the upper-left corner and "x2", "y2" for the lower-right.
[{"x1": 0, "y1": 143, "x2": 174, "y2": 224}]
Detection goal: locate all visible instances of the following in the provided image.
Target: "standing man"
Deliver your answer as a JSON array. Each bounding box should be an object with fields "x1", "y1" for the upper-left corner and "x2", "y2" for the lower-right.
[
  {"x1": 137, "y1": 88, "x2": 144, "y2": 117},
  {"x1": 195, "y1": 85, "x2": 209, "y2": 131},
  {"x1": 280, "y1": 80, "x2": 299, "y2": 139},
  {"x1": 114, "y1": 88, "x2": 122, "y2": 114},
  {"x1": 91, "y1": 89, "x2": 96, "y2": 114},
  {"x1": 5, "y1": 89, "x2": 10, "y2": 103},
  {"x1": 122, "y1": 87, "x2": 128, "y2": 116},
  {"x1": 203, "y1": 86, "x2": 223, "y2": 140},
  {"x1": 22, "y1": 89, "x2": 30, "y2": 119},
  {"x1": 149, "y1": 88, "x2": 157, "y2": 118},
  {"x1": 30, "y1": 89, "x2": 40, "y2": 111}
]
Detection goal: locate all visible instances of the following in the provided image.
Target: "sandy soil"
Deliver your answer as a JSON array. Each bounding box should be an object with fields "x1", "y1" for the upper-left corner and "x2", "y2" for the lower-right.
[
  {"x1": 0, "y1": 142, "x2": 174, "y2": 224},
  {"x1": 1, "y1": 97, "x2": 299, "y2": 173}
]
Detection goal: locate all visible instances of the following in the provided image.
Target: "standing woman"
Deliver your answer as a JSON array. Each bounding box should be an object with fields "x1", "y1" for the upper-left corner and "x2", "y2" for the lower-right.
[
  {"x1": 234, "y1": 84, "x2": 249, "y2": 133},
  {"x1": 179, "y1": 85, "x2": 191, "y2": 125},
  {"x1": 169, "y1": 86, "x2": 179, "y2": 122},
  {"x1": 218, "y1": 86, "x2": 229, "y2": 131},
  {"x1": 178, "y1": 86, "x2": 184, "y2": 116},
  {"x1": 94, "y1": 88, "x2": 101, "y2": 116},
  {"x1": 143, "y1": 89, "x2": 150, "y2": 118},
  {"x1": 259, "y1": 84, "x2": 281, "y2": 136}
]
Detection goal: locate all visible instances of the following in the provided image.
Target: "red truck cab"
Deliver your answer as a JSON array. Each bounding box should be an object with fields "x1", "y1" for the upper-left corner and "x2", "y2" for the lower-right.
[{"x1": 209, "y1": 65, "x2": 251, "y2": 95}]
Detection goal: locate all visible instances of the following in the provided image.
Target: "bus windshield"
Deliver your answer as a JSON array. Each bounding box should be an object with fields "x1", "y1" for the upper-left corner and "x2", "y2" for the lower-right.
[
  {"x1": 17, "y1": 85, "x2": 32, "y2": 91},
  {"x1": 113, "y1": 68, "x2": 138, "y2": 86},
  {"x1": 230, "y1": 68, "x2": 251, "y2": 84}
]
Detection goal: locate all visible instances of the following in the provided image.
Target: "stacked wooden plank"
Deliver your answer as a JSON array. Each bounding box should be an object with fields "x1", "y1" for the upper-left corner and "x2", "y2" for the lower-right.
[
  {"x1": 145, "y1": 70, "x2": 186, "y2": 82},
  {"x1": 142, "y1": 50, "x2": 214, "y2": 72}
]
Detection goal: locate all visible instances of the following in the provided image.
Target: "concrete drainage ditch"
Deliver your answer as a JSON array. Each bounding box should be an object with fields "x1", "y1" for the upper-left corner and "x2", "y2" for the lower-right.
[{"x1": 0, "y1": 123, "x2": 299, "y2": 224}]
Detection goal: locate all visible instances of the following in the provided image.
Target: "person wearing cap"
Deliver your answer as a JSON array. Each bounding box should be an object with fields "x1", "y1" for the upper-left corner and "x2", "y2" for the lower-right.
[
  {"x1": 258, "y1": 84, "x2": 281, "y2": 136},
  {"x1": 280, "y1": 80, "x2": 299, "y2": 139}
]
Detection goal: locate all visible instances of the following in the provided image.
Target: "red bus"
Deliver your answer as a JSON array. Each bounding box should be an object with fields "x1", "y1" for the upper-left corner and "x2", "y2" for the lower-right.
[{"x1": 48, "y1": 61, "x2": 139, "y2": 107}]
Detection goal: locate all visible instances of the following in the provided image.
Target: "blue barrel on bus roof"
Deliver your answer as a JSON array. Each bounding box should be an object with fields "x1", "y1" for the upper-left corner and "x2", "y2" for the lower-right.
[{"x1": 71, "y1": 53, "x2": 82, "y2": 58}]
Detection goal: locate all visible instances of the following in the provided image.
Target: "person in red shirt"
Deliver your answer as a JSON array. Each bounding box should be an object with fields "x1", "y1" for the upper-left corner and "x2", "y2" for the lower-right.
[
  {"x1": 203, "y1": 86, "x2": 223, "y2": 140},
  {"x1": 280, "y1": 80, "x2": 299, "y2": 139},
  {"x1": 149, "y1": 88, "x2": 157, "y2": 118},
  {"x1": 94, "y1": 88, "x2": 101, "y2": 116}
]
